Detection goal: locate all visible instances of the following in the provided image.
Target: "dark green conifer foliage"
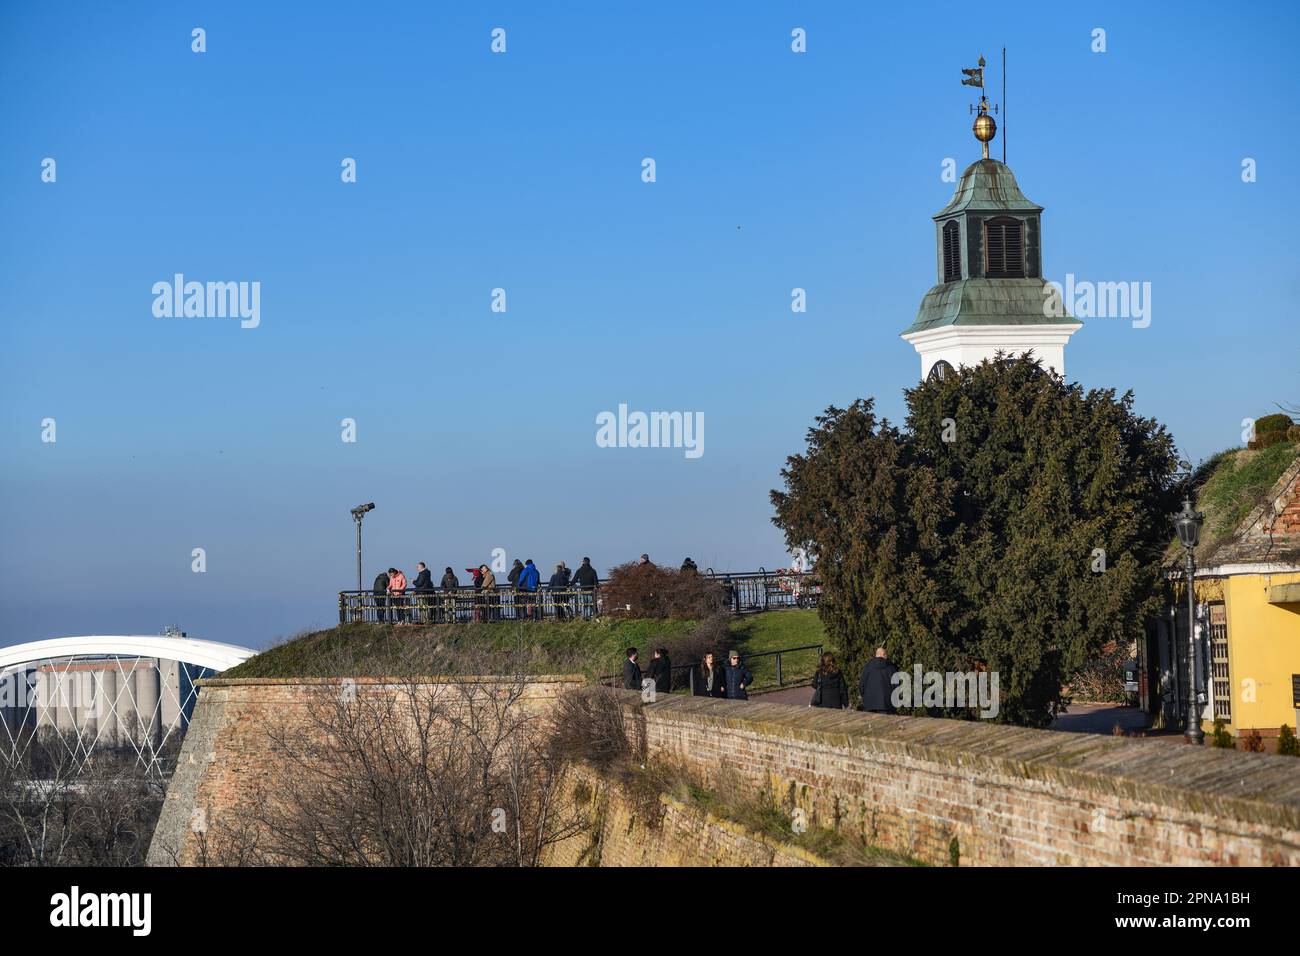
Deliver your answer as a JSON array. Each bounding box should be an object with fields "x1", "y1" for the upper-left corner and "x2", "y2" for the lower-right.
[{"x1": 771, "y1": 356, "x2": 1180, "y2": 727}]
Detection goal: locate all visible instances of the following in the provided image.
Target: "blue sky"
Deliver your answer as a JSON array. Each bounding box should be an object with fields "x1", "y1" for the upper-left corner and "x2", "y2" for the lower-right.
[{"x1": 1, "y1": 1, "x2": 1297, "y2": 649}]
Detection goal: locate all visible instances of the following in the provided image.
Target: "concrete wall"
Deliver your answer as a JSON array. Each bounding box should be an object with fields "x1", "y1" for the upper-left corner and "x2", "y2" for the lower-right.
[{"x1": 617, "y1": 692, "x2": 1300, "y2": 867}]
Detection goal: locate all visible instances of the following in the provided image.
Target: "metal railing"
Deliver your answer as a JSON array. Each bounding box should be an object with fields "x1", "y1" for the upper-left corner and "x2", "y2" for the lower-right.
[
  {"x1": 601, "y1": 643, "x2": 824, "y2": 695},
  {"x1": 704, "y1": 569, "x2": 822, "y2": 614},
  {"x1": 338, "y1": 588, "x2": 599, "y2": 625},
  {"x1": 337, "y1": 570, "x2": 821, "y2": 624}
]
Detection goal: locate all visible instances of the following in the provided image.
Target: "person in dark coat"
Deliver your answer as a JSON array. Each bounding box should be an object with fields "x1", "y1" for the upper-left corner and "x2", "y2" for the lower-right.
[
  {"x1": 412, "y1": 562, "x2": 433, "y2": 623},
  {"x1": 507, "y1": 559, "x2": 523, "y2": 588},
  {"x1": 859, "y1": 646, "x2": 900, "y2": 713},
  {"x1": 693, "y1": 652, "x2": 726, "y2": 698},
  {"x1": 572, "y1": 557, "x2": 599, "y2": 587},
  {"x1": 440, "y1": 567, "x2": 460, "y2": 622},
  {"x1": 548, "y1": 563, "x2": 571, "y2": 620},
  {"x1": 680, "y1": 557, "x2": 698, "y2": 573},
  {"x1": 723, "y1": 650, "x2": 753, "y2": 700},
  {"x1": 810, "y1": 652, "x2": 849, "y2": 709},
  {"x1": 622, "y1": 648, "x2": 643, "y2": 691},
  {"x1": 647, "y1": 647, "x2": 672, "y2": 694},
  {"x1": 572, "y1": 557, "x2": 599, "y2": 619},
  {"x1": 372, "y1": 570, "x2": 389, "y2": 624}
]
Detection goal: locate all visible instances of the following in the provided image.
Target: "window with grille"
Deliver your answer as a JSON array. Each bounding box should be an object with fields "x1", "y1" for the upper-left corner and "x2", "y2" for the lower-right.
[
  {"x1": 942, "y1": 221, "x2": 961, "y2": 282},
  {"x1": 1209, "y1": 603, "x2": 1231, "y2": 722},
  {"x1": 984, "y1": 216, "x2": 1024, "y2": 278},
  {"x1": 926, "y1": 360, "x2": 954, "y2": 383}
]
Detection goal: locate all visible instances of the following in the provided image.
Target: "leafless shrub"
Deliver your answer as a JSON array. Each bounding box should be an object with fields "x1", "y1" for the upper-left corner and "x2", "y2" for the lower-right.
[
  {"x1": 0, "y1": 729, "x2": 164, "y2": 866},
  {"x1": 550, "y1": 686, "x2": 643, "y2": 771},
  {"x1": 600, "y1": 561, "x2": 728, "y2": 619},
  {"x1": 198, "y1": 646, "x2": 589, "y2": 866},
  {"x1": 1067, "y1": 640, "x2": 1131, "y2": 703}
]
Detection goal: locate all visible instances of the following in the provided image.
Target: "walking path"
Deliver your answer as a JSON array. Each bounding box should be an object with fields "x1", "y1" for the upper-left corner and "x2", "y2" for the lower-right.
[{"x1": 756, "y1": 687, "x2": 1171, "y2": 740}]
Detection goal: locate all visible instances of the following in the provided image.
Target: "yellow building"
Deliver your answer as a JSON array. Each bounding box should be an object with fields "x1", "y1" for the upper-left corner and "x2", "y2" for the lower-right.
[{"x1": 1169, "y1": 447, "x2": 1300, "y2": 742}]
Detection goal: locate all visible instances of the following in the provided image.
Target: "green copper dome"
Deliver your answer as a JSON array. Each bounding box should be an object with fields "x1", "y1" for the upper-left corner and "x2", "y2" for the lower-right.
[
  {"x1": 902, "y1": 158, "x2": 1077, "y2": 335},
  {"x1": 934, "y1": 158, "x2": 1042, "y2": 219}
]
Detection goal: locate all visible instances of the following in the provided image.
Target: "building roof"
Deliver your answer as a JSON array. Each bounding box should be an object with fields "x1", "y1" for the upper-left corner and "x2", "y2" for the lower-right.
[
  {"x1": 933, "y1": 159, "x2": 1043, "y2": 219},
  {"x1": 905, "y1": 277, "x2": 1077, "y2": 334}
]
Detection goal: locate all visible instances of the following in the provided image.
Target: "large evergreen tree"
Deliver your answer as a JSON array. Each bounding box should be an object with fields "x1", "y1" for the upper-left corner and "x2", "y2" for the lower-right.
[{"x1": 771, "y1": 356, "x2": 1180, "y2": 726}]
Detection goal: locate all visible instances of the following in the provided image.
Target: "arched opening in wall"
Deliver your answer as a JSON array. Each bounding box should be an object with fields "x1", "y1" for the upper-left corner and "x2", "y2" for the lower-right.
[
  {"x1": 984, "y1": 216, "x2": 1025, "y2": 278},
  {"x1": 942, "y1": 221, "x2": 961, "y2": 282},
  {"x1": 926, "y1": 360, "x2": 955, "y2": 383}
]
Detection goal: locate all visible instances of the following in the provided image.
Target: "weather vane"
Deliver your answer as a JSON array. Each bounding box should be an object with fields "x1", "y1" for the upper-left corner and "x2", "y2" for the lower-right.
[{"x1": 961, "y1": 52, "x2": 1004, "y2": 161}]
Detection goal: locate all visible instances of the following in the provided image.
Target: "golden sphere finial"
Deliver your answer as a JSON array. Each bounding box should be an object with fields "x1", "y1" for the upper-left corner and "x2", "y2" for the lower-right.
[{"x1": 973, "y1": 111, "x2": 997, "y2": 143}]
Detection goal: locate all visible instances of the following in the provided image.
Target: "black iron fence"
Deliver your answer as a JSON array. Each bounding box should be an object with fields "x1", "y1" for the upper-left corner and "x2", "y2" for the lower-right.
[
  {"x1": 705, "y1": 568, "x2": 821, "y2": 614},
  {"x1": 337, "y1": 570, "x2": 821, "y2": 625},
  {"x1": 338, "y1": 588, "x2": 599, "y2": 625}
]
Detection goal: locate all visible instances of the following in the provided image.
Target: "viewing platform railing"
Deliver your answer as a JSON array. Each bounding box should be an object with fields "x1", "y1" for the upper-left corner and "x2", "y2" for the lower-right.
[{"x1": 337, "y1": 569, "x2": 821, "y2": 624}]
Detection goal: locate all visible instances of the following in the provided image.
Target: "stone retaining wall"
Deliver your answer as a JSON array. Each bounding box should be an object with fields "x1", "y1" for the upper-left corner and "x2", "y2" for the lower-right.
[{"x1": 617, "y1": 692, "x2": 1300, "y2": 866}]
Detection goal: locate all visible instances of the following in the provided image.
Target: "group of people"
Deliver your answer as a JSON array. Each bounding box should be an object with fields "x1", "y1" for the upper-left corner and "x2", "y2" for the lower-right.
[
  {"x1": 369, "y1": 557, "x2": 601, "y2": 624},
  {"x1": 807, "y1": 647, "x2": 900, "y2": 713},
  {"x1": 622, "y1": 646, "x2": 755, "y2": 700},
  {"x1": 620, "y1": 645, "x2": 901, "y2": 712}
]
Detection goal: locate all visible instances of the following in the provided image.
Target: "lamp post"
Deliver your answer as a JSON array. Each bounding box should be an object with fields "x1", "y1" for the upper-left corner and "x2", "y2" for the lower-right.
[
  {"x1": 1174, "y1": 495, "x2": 1205, "y2": 744},
  {"x1": 351, "y1": 502, "x2": 375, "y2": 594}
]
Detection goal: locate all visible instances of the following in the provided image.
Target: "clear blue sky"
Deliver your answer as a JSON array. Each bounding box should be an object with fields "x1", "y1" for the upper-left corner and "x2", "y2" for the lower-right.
[{"x1": 2, "y1": 1, "x2": 1297, "y2": 649}]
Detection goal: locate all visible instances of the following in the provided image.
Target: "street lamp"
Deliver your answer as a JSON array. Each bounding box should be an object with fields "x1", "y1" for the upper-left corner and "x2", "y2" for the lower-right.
[
  {"x1": 1173, "y1": 495, "x2": 1204, "y2": 744},
  {"x1": 351, "y1": 502, "x2": 375, "y2": 595}
]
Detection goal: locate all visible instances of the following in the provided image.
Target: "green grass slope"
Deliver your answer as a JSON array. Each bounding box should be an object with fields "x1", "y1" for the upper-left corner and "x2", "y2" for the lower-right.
[{"x1": 221, "y1": 610, "x2": 829, "y2": 687}]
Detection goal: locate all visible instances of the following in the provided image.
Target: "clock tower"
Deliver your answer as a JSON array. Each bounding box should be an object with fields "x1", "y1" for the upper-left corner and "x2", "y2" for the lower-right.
[{"x1": 901, "y1": 58, "x2": 1080, "y2": 381}]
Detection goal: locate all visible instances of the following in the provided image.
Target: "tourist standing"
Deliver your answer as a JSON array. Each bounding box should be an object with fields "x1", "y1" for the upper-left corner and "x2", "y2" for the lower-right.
[
  {"x1": 858, "y1": 646, "x2": 899, "y2": 714},
  {"x1": 549, "y1": 562, "x2": 571, "y2": 619},
  {"x1": 518, "y1": 558, "x2": 541, "y2": 620},
  {"x1": 387, "y1": 567, "x2": 408, "y2": 624},
  {"x1": 469, "y1": 566, "x2": 485, "y2": 621},
  {"x1": 372, "y1": 569, "x2": 389, "y2": 625},
  {"x1": 479, "y1": 564, "x2": 498, "y2": 622},
  {"x1": 648, "y1": 647, "x2": 672, "y2": 694},
  {"x1": 573, "y1": 557, "x2": 598, "y2": 619},
  {"x1": 441, "y1": 567, "x2": 460, "y2": 622},
  {"x1": 622, "y1": 648, "x2": 642, "y2": 691},
  {"x1": 724, "y1": 650, "x2": 753, "y2": 701},
  {"x1": 694, "y1": 652, "x2": 726, "y2": 698},
  {"x1": 412, "y1": 561, "x2": 433, "y2": 623},
  {"x1": 810, "y1": 652, "x2": 849, "y2": 709}
]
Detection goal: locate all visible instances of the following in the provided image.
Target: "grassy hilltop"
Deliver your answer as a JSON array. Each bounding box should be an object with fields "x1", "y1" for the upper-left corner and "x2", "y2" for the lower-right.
[{"x1": 221, "y1": 610, "x2": 830, "y2": 691}]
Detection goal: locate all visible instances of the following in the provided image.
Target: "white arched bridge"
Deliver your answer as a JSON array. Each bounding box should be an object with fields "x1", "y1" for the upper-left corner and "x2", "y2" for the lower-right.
[{"x1": 0, "y1": 634, "x2": 256, "y2": 775}]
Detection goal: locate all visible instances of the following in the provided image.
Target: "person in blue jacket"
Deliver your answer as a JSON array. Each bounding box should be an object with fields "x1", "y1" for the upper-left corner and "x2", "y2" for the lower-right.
[
  {"x1": 517, "y1": 558, "x2": 541, "y2": 619},
  {"x1": 723, "y1": 650, "x2": 753, "y2": 700}
]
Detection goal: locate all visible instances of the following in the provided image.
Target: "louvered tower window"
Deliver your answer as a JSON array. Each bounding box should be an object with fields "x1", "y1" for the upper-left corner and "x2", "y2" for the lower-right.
[
  {"x1": 942, "y1": 221, "x2": 961, "y2": 282},
  {"x1": 984, "y1": 216, "x2": 1025, "y2": 278}
]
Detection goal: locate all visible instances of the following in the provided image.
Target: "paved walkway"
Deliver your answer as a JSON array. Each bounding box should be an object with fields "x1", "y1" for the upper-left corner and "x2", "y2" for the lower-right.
[
  {"x1": 1048, "y1": 702, "x2": 1152, "y2": 736},
  {"x1": 756, "y1": 686, "x2": 1171, "y2": 740}
]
